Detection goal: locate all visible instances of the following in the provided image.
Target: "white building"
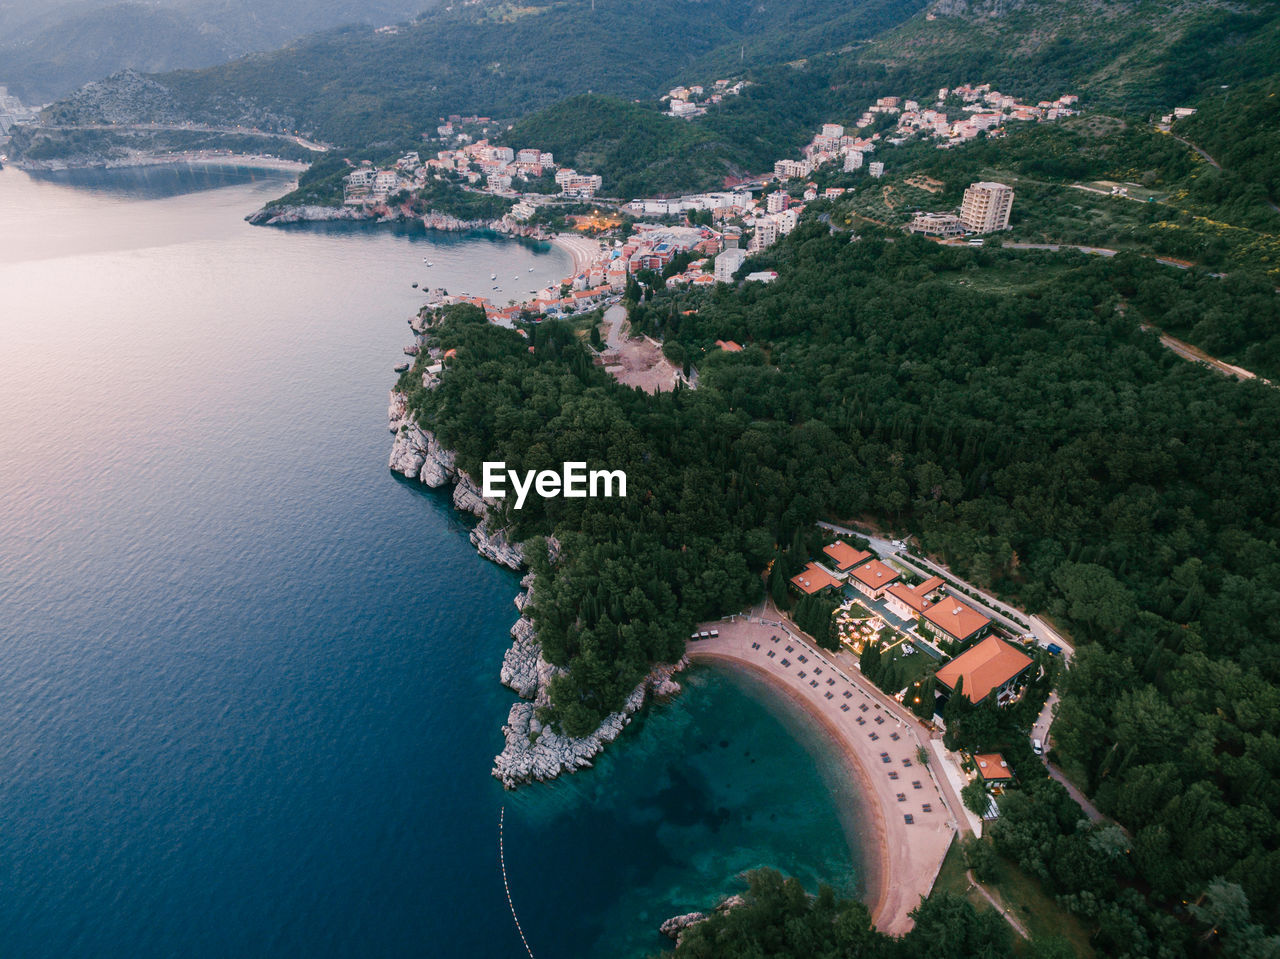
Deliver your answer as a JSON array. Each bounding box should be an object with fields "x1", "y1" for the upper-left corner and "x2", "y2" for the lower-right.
[
  {"x1": 960, "y1": 181, "x2": 1014, "y2": 233},
  {"x1": 714, "y1": 248, "x2": 747, "y2": 282},
  {"x1": 749, "y1": 217, "x2": 778, "y2": 252},
  {"x1": 774, "y1": 158, "x2": 812, "y2": 180},
  {"x1": 373, "y1": 170, "x2": 400, "y2": 198},
  {"x1": 868, "y1": 161, "x2": 885, "y2": 178},
  {"x1": 766, "y1": 191, "x2": 789, "y2": 213},
  {"x1": 821, "y1": 123, "x2": 845, "y2": 139},
  {"x1": 843, "y1": 150, "x2": 864, "y2": 172}
]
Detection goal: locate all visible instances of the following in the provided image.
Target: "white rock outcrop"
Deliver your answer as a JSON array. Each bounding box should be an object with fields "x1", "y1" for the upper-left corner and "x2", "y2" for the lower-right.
[
  {"x1": 492, "y1": 602, "x2": 688, "y2": 789},
  {"x1": 660, "y1": 912, "x2": 707, "y2": 943}
]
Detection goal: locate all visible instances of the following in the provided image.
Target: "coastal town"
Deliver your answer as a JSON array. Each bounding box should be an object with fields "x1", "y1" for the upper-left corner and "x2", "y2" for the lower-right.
[{"x1": 321, "y1": 76, "x2": 1091, "y2": 340}]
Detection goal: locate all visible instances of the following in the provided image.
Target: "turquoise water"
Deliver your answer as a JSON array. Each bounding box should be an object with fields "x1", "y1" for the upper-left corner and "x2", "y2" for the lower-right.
[{"x1": 0, "y1": 164, "x2": 866, "y2": 958}]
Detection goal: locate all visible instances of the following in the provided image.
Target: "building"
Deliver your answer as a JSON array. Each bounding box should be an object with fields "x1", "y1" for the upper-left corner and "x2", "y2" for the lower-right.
[
  {"x1": 849, "y1": 559, "x2": 900, "y2": 600},
  {"x1": 714, "y1": 248, "x2": 746, "y2": 282},
  {"x1": 908, "y1": 213, "x2": 965, "y2": 237},
  {"x1": 790, "y1": 562, "x2": 843, "y2": 595},
  {"x1": 774, "y1": 158, "x2": 813, "y2": 180},
  {"x1": 342, "y1": 168, "x2": 376, "y2": 204},
  {"x1": 973, "y1": 753, "x2": 1015, "y2": 795},
  {"x1": 823, "y1": 541, "x2": 871, "y2": 573},
  {"x1": 843, "y1": 150, "x2": 864, "y2": 172},
  {"x1": 922, "y1": 596, "x2": 991, "y2": 646},
  {"x1": 868, "y1": 161, "x2": 885, "y2": 178},
  {"x1": 935, "y1": 636, "x2": 1033, "y2": 705},
  {"x1": 555, "y1": 169, "x2": 604, "y2": 198},
  {"x1": 766, "y1": 191, "x2": 789, "y2": 213},
  {"x1": 749, "y1": 218, "x2": 778, "y2": 252},
  {"x1": 883, "y1": 576, "x2": 944, "y2": 622},
  {"x1": 821, "y1": 123, "x2": 845, "y2": 139},
  {"x1": 960, "y1": 181, "x2": 1014, "y2": 233},
  {"x1": 744, "y1": 271, "x2": 778, "y2": 283}
]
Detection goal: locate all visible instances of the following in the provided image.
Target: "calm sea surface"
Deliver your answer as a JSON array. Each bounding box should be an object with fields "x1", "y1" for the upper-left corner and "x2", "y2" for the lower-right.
[{"x1": 0, "y1": 164, "x2": 865, "y2": 958}]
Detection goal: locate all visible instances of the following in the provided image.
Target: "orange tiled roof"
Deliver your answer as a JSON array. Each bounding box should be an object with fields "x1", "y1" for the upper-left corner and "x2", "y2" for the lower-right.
[
  {"x1": 850, "y1": 559, "x2": 899, "y2": 591},
  {"x1": 885, "y1": 576, "x2": 944, "y2": 613},
  {"x1": 789, "y1": 562, "x2": 841, "y2": 595},
  {"x1": 923, "y1": 597, "x2": 991, "y2": 642},
  {"x1": 974, "y1": 753, "x2": 1014, "y2": 781},
  {"x1": 823, "y1": 541, "x2": 871, "y2": 572},
  {"x1": 935, "y1": 636, "x2": 1033, "y2": 702}
]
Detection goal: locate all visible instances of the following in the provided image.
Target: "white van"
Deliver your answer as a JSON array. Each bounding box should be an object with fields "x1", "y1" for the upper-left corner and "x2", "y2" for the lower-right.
[{"x1": 1032, "y1": 738, "x2": 1044, "y2": 755}]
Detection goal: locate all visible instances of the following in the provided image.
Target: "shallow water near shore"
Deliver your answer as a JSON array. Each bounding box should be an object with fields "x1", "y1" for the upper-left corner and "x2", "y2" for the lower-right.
[{"x1": 0, "y1": 164, "x2": 866, "y2": 958}]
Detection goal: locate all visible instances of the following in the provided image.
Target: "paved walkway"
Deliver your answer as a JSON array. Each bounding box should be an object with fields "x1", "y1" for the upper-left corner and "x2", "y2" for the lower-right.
[{"x1": 688, "y1": 612, "x2": 957, "y2": 935}]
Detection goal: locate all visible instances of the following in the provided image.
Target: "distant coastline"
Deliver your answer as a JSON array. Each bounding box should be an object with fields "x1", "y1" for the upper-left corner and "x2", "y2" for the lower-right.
[{"x1": 14, "y1": 151, "x2": 310, "y2": 173}]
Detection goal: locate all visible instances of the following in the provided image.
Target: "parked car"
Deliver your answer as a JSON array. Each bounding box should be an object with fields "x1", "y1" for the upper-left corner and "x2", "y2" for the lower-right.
[{"x1": 1033, "y1": 738, "x2": 1044, "y2": 755}]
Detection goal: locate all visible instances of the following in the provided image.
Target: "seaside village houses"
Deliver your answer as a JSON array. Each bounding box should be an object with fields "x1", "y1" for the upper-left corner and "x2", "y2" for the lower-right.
[{"x1": 790, "y1": 537, "x2": 1036, "y2": 715}]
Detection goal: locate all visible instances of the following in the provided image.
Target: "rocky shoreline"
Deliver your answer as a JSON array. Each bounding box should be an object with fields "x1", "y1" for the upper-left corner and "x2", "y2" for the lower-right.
[
  {"x1": 15, "y1": 152, "x2": 310, "y2": 173},
  {"x1": 388, "y1": 386, "x2": 685, "y2": 788},
  {"x1": 251, "y1": 202, "x2": 548, "y2": 239},
  {"x1": 659, "y1": 894, "x2": 746, "y2": 946}
]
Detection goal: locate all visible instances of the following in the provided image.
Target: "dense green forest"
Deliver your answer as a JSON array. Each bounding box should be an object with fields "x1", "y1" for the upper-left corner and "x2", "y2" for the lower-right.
[
  {"x1": 6, "y1": 125, "x2": 318, "y2": 164},
  {"x1": 399, "y1": 222, "x2": 1280, "y2": 948},
  {"x1": 851, "y1": 0, "x2": 1280, "y2": 114}
]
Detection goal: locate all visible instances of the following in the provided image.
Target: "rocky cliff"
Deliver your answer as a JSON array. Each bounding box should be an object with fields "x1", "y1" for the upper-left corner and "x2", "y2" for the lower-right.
[
  {"x1": 388, "y1": 390, "x2": 522, "y2": 569},
  {"x1": 493, "y1": 578, "x2": 687, "y2": 789},
  {"x1": 389, "y1": 381, "x2": 684, "y2": 789}
]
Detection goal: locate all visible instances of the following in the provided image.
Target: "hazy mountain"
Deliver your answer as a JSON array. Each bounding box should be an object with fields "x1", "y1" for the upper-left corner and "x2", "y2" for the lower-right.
[
  {"x1": 0, "y1": 0, "x2": 441, "y2": 103},
  {"x1": 38, "y1": 0, "x2": 929, "y2": 145}
]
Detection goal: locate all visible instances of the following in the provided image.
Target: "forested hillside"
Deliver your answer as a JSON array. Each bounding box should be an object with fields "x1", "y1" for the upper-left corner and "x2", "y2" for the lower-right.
[
  {"x1": 398, "y1": 222, "x2": 1280, "y2": 949},
  {"x1": 37, "y1": 0, "x2": 927, "y2": 148},
  {"x1": 849, "y1": 0, "x2": 1280, "y2": 113}
]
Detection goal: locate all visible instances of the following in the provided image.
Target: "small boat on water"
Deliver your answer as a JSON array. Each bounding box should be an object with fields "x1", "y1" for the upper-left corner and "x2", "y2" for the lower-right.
[
  {"x1": 411, "y1": 282, "x2": 418, "y2": 288},
  {"x1": 490, "y1": 273, "x2": 497, "y2": 280},
  {"x1": 528, "y1": 267, "x2": 534, "y2": 272},
  {"x1": 394, "y1": 361, "x2": 410, "y2": 373}
]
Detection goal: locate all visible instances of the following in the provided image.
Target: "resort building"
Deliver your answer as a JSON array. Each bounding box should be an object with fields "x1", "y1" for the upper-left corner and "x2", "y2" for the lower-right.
[
  {"x1": 823, "y1": 541, "x2": 872, "y2": 574},
  {"x1": 790, "y1": 562, "x2": 843, "y2": 595},
  {"x1": 959, "y1": 181, "x2": 1014, "y2": 233},
  {"x1": 974, "y1": 753, "x2": 1015, "y2": 792},
  {"x1": 883, "y1": 576, "x2": 945, "y2": 622},
  {"x1": 935, "y1": 636, "x2": 1034, "y2": 705},
  {"x1": 849, "y1": 559, "x2": 900, "y2": 599},
  {"x1": 922, "y1": 596, "x2": 991, "y2": 646}
]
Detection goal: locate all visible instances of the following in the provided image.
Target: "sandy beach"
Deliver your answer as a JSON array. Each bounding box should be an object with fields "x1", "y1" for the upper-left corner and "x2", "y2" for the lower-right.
[
  {"x1": 687, "y1": 614, "x2": 957, "y2": 936},
  {"x1": 550, "y1": 232, "x2": 603, "y2": 277}
]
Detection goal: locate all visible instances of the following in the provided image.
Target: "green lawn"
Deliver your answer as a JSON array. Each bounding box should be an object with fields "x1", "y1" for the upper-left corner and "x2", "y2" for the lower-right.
[{"x1": 933, "y1": 840, "x2": 1097, "y2": 957}]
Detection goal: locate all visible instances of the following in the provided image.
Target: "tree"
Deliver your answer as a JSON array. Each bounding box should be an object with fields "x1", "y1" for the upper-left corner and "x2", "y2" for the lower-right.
[{"x1": 963, "y1": 777, "x2": 991, "y2": 818}]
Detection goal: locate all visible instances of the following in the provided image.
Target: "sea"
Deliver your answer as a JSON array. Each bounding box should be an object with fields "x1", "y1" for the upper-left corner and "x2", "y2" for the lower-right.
[{"x1": 0, "y1": 163, "x2": 867, "y2": 959}]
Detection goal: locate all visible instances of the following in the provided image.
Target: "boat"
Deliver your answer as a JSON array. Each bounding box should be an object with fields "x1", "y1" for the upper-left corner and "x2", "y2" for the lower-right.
[
  {"x1": 411, "y1": 282, "x2": 418, "y2": 288},
  {"x1": 427, "y1": 261, "x2": 433, "y2": 267},
  {"x1": 490, "y1": 273, "x2": 497, "y2": 280},
  {"x1": 528, "y1": 267, "x2": 534, "y2": 272}
]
